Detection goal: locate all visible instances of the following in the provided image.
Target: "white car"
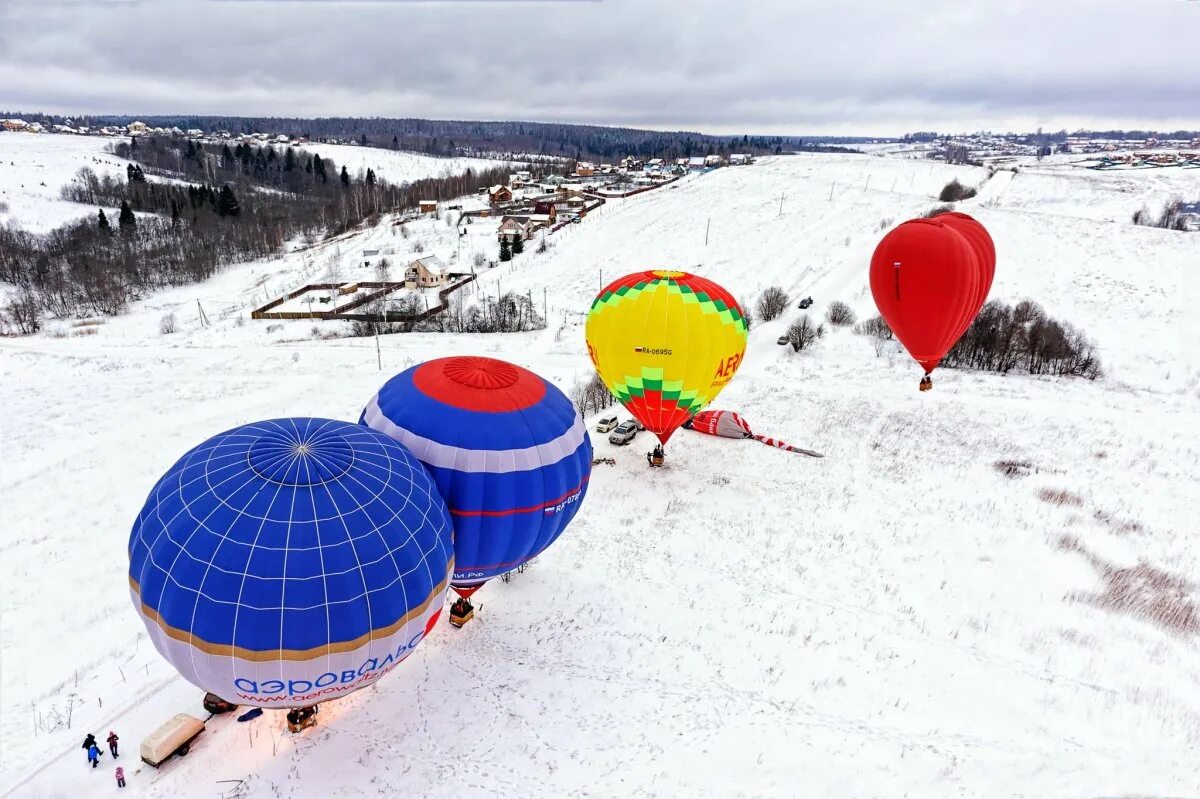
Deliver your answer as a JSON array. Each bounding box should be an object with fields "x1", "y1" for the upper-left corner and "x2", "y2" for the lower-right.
[
  {"x1": 595, "y1": 416, "x2": 619, "y2": 433},
  {"x1": 608, "y1": 421, "x2": 639, "y2": 445}
]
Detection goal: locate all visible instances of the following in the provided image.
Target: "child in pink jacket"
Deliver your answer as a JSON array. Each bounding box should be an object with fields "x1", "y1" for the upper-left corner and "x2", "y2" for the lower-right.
[{"x1": 115, "y1": 766, "x2": 125, "y2": 788}]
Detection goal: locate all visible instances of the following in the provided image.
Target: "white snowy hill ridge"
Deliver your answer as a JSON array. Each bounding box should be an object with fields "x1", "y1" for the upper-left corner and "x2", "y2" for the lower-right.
[{"x1": 1, "y1": 136, "x2": 1198, "y2": 797}]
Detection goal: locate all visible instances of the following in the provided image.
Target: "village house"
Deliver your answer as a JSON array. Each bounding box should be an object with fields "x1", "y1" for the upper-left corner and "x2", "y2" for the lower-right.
[
  {"x1": 497, "y1": 216, "x2": 531, "y2": 243},
  {"x1": 405, "y1": 255, "x2": 448, "y2": 289},
  {"x1": 419, "y1": 200, "x2": 438, "y2": 214},
  {"x1": 488, "y1": 185, "x2": 513, "y2": 205},
  {"x1": 127, "y1": 121, "x2": 149, "y2": 135},
  {"x1": 729, "y1": 153, "x2": 753, "y2": 165},
  {"x1": 704, "y1": 154, "x2": 723, "y2": 167},
  {"x1": 2, "y1": 119, "x2": 29, "y2": 132},
  {"x1": 688, "y1": 156, "x2": 706, "y2": 170},
  {"x1": 532, "y1": 201, "x2": 557, "y2": 222},
  {"x1": 576, "y1": 162, "x2": 596, "y2": 177}
]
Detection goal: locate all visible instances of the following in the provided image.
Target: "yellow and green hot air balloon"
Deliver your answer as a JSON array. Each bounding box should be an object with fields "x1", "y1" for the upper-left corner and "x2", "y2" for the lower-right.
[{"x1": 585, "y1": 270, "x2": 748, "y2": 447}]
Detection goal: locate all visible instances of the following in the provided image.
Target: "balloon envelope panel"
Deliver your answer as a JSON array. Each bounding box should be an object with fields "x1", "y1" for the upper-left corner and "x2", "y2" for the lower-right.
[
  {"x1": 361, "y1": 356, "x2": 592, "y2": 588},
  {"x1": 128, "y1": 418, "x2": 453, "y2": 708},
  {"x1": 585, "y1": 270, "x2": 748, "y2": 444}
]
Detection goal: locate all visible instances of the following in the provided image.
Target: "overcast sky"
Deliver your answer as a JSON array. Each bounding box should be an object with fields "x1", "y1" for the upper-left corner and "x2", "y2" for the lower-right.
[{"x1": 1, "y1": 0, "x2": 1197, "y2": 136}]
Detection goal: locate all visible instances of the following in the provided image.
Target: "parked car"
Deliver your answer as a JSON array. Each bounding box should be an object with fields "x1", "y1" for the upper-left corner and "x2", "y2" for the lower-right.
[
  {"x1": 595, "y1": 416, "x2": 619, "y2": 433},
  {"x1": 798, "y1": 296, "x2": 813, "y2": 309},
  {"x1": 202, "y1": 692, "x2": 237, "y2": 715},
  {"x1": 777, "y1": 335, "x2": 790, "y2": 345},
  {"x1": 141, "y1": 714, "x2": 205, "y2": 768},
  {"x1": 608, "y1": 421, "x2": 639, "y2": 445},
  {"x1": 629, "y1": 418, "x2": 645, "y2": 431}
]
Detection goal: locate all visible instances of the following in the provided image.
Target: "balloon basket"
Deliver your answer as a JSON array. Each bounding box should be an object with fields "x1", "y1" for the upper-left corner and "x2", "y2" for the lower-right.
[
  {"x1": 449, "y1": 598, "x2": 475, "y2": 628},
  {"x1": 286, "y1": 705, "x2": 319, "y2": 734},
  {"x1": 919, "y1": 377, "x2": 933, "y2": 392}
]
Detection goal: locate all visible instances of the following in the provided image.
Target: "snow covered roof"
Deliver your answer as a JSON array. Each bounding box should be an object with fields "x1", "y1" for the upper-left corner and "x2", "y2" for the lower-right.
[{"x1": 412, "y1": 255, "x2": 446, "y2": 276}]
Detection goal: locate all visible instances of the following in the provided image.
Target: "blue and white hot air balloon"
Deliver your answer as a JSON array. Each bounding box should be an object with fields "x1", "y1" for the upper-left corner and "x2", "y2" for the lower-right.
[
  {"x1": 128, "y1": 418, "x2": 453, "y2": 709},
  {"x1": 361, "y1": 356, "x2": 591, "y2": 604}
]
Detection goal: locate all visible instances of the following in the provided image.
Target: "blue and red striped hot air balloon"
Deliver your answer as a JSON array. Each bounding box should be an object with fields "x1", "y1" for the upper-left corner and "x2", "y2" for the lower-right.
[{"x1": 361, "y1": 356, "x2": 591, "y2": 607}]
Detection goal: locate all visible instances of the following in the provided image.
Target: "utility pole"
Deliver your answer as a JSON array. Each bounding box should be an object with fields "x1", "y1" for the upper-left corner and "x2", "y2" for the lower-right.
[
  {"x1": 196, "y1": 300, "x2": 209, "y2": 328},
  {"x1": 864, "y1": 174, "x2": 871, "y2": 192},
  {"x1": 543, "y1": 287, "x2": 548, "y2": 323},
  {"x1": 704, "y1": 217, "x2": 710, "y2": 246},
  {"x1": 778, "y1": 193, "x2": 784, "y2": 217},
  {"x1": 828, "y1": 182, "x2": 835, "y2": 201},
  {"x1": 375, "y1": 331, "x2": 381, "y2": 371}
]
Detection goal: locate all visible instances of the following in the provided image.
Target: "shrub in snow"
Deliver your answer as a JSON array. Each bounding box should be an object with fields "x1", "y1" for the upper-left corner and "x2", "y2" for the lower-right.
[
  {"x1": 942, "y1": 299, "x2": 1102, "y2": 379},
  {"x1": 938, "y1": 179, "x2": 977, "y2": 202},
  {"x1": 3, "y1": 287, "x2": 42, "y2": 335},
  {"x1": 785, "y1": 315, "x2": 823, "y2": 352},
  {"x1": 826, "y1": 301, "x2": 855, "y2": 327},
  {"x1": 473, "y1": 251, "x2": 486, "y2": 268},
  {"x1": 159, "y1": 313, "x2": 177, "y2": 335},
  {"x1": 756, "y1": 286, "x2": 789, "y2": 321}
]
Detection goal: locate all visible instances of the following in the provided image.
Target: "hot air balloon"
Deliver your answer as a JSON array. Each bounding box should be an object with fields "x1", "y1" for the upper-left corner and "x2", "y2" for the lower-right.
[
  {"x1": 869, "y1": 216, "x2": 989, "y2": 390},
  {"x1": 128, "y1": 418, "x2": 454, "y2": 711},
  {"x1": 684, "y1": 410, "x2": 824, "y2": 457},
  {"x1": 585, "y1": 270, "x2": 748, "y2": 460},
  {"x1": 361, "y1": 356, "x2": 591, "y2": 625}
]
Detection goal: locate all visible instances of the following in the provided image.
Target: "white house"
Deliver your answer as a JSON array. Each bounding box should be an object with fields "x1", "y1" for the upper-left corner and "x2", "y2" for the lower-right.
[{"x1": 405, "y1": 256, "x2": 448, "y2": 289}]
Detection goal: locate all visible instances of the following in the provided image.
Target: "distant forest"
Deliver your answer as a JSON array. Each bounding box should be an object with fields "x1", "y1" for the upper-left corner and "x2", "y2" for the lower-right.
[{"x1": 1, "y1": 112, "x2": 866, "y2": 159}]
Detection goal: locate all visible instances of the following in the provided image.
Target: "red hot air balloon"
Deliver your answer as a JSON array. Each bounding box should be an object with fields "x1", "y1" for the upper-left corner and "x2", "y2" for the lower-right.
[
  {"x1": 935, "y1": 212, "x2": 995, "y2": 339},
  {"x1": 869, "y1": 217, "x2": 982, "y2": 390}
]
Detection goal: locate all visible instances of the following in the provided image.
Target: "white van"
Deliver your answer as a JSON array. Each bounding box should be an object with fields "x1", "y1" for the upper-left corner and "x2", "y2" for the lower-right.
[
  {"x1": 595, "y1": 416, "x2": 619, "y2": 433},
  {"x1": 141, "y1": 713, "x2": 206, "y2": 768}
]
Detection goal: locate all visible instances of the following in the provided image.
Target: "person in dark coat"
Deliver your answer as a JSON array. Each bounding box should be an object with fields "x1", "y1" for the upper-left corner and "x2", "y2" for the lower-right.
[
  {"x1": 81, "y1": 733, "x2": 97, "y2": 752},
  {"x1": 87, "y1": 743, "x2": 101, "y2": 768},
  {"x1": 106, "y1": 731, "x2": 119, "y2": 758}
]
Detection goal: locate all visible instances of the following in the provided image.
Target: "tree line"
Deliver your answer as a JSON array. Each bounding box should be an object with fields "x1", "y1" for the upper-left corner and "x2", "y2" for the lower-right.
[{"x1": 0, "y1": 136, "x2": 513, "y2": 329}]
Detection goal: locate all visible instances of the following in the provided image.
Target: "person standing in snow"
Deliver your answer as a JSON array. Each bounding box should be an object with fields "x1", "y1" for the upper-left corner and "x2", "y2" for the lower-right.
[
  {"x1": 106, "y1": 731, "x2": 119, "y2": 758},
  {"x1": 87, "y1": 743, "x2": 101, "y2": 768},
  {"x1": 115, "y1": 766, "x2": 126, "y2": 788},
  {"x1": 82, "y1": 733, "x2": 97, "y2": 752}
]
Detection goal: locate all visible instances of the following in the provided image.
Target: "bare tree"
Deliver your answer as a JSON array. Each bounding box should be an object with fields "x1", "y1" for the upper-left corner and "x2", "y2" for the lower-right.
[
  {"x1": 826, "y1": 301, "x2": 856, "y2": 327},
  {"x1": 159, "y1": 313, "x2": 177, "y2": 334},
  {"x1": 756, "y1": 286, "x2": 789, "y2": 321},
  {"x1": 785, "y1": 314, "x2": 823, "y2": 352},
  {"x1": 3, "y1": 287, "x2": 42, "y2": 335}
]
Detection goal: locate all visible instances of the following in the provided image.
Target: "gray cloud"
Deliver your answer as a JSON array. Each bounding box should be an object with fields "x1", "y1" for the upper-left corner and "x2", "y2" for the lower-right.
[{"x1": 1, "y1": 0, "x2": 1197, "y2": 134}]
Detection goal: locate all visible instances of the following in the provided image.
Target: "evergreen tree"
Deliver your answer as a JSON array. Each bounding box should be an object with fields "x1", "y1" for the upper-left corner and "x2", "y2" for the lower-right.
[
  {"x1": 97, "y1": 208, "x2": 110, "y2": 231},
  {"x1": 284, "y1": 147, "x2": 297, "y2": 171},
  {"x1": 217, "y1": 185, "x2": 241, "y2": 218},
  {"x1": 118, "y1": 200, "x2": 136, "y2": 231},
  {"x1": 313, "y1": 154, "x2": 327, "y2": 183},
  {"x1": 304, "y1": 157, "x2": 313, "y2": 174},
  {"x1": 366, "y1": 168, "x2": 376, "y2": 186},
  {"x1": 392, "y1": 135, "x2": 399, "y2": 150},
  {"x1": 340, "y1": 165, "x2": 350, "y2": 187},
  {"x1": 221, "y1": 143, "x2": 234, "y2": 167},
  {"x1": 499, "y1": 236, "x2": 512, "y2": 262},
  {"x1": 170, "y1": 198, "x2": 180, "y2": 226},
  {"x1": 511, "y1": 233, "x2": 524, "y2": 255},
  {"x1": 359, "y1": 133, "x2": 368, "y2": 147},
  {"x1": 130, "y1": 136, "x2": 138, "y2": 151}
]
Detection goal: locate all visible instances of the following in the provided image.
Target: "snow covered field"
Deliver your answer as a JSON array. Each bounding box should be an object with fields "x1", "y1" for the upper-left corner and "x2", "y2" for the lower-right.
[
  {"x1": 0, "y1": 133, "x2": 138, "y2": 232},
  {"x1": 298, "y1": 141, "x2": 510, "y2": 184},
  {"x1": 1, "y1": 150, "x2": 1198, "y2": 798}
]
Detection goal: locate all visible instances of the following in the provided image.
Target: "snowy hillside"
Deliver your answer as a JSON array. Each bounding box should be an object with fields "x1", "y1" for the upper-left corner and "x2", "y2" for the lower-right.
[
  {"x1": 0, "y1": 133, "x2": 138, "y2": 232},
  {"x1": 2, "y1": 151, "x2": 1198, "y2": 798}
]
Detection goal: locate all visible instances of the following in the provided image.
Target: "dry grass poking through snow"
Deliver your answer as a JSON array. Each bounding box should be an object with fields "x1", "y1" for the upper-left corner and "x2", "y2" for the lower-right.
[
  {"x1": 1038, "y1": 487, "x2": 1084, "y2": 506},
  {"x1": 1059, "y1": 535, "x2": 1200, "y2": 637}
]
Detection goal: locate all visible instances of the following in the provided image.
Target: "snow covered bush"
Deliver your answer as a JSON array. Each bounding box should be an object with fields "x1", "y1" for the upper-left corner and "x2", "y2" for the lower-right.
[
  {"x1": 938, "y1": 179, "x2": 977, "y2": 202},
  {"x1": 826, "y1": 301, "x2": 856, "y2": 327},
  {"x1": 159, "y1": 313, "x2": 177, "y2": 335},
  {"x1": 756, "y1": 286, "x2": 789, "y2": 321}
]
